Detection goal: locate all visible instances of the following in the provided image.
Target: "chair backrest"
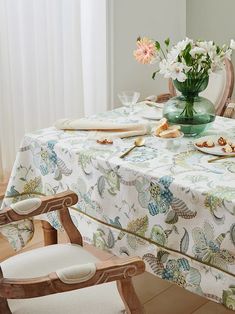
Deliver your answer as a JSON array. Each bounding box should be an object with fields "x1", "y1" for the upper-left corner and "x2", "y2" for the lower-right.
[{"x1": 168, "y1": 58, "x2": 234, "y2": 116}]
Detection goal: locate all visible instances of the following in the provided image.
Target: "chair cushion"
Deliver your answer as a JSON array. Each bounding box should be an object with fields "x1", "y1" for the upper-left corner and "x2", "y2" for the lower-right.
[
  {"x1": 201, "y1": 68, "x2": 226, "y2": 111},
  {"x1": 0, "y1": 244, "x2": 125, "y2": 314}
]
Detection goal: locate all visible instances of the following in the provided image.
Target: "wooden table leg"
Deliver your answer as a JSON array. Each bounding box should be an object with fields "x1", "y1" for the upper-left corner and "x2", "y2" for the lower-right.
[{"x1": 41, "y1": 220, "x2": 58, "y2": 246}]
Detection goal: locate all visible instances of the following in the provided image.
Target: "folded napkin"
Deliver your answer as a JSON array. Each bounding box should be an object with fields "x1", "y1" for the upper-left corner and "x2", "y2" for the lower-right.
[{"x1": 55, "y1": 118, "x2": 154, "y2": 139}]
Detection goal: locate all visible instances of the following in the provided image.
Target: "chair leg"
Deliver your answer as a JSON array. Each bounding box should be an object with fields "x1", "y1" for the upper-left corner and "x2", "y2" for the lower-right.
[
  {"x1": 117, "y1": 278, "x2": 144, "y2": 314},
  {"x1": 0, "y1": 298, "x2": 11, "y2": 314},
  {"x1": 0, "y1": 267, "x2": 12, "y2": 313},
  {"x1": 41, "y1": 220, "x2": 58, "y2": 246}
]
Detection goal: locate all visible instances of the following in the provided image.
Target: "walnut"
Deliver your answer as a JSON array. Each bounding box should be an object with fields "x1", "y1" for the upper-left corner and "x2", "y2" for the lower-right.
[
  {"x1": 204, "y1": 140, "x2": 215, "y2": 148},
  {"x1": 195, "y1": 140, "x2": 205, "y2": 148},
  {"x1": 96, "y1": 138, "x2": 113, "y2": 145},
  {"x1": 196, "y1": 140, "x2": 214, "y2": 148},
  {"x1": 218, "y1": 137, "x2": 227, "y2": 146},
  {"x1": 222, "y1": 144, "x2": 233, "y2": 153}
]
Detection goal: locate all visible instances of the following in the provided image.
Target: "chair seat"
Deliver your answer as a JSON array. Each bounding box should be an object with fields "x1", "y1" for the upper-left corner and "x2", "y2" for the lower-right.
[{"x1": 0, "y1": 244, "x2": 125, "y2": 314}]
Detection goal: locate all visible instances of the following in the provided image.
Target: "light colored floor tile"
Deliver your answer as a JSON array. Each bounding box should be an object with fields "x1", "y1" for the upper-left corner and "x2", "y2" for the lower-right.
[
  {"x1": 144, "y1": 284, "x2": 207, "y2": 314},
  {"x1": 193, "y1": 301, "x2": 234, "y2": 314},
  {"x1": 132, "y1": 272, "x2": 172, "y2": 304}
]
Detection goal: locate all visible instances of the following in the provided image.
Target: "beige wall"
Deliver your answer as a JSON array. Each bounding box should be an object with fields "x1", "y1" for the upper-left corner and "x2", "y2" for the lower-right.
[
  {"x1": 187, "y1": 0, "x2": 235, "y2": 96},
  {"x1": 112, "y1": 0, "x2": 235, "y2": 106},
  {"x1": 112, "y1": 0, "x2": 186, "y2": 106},
  {"x1": 186, "y1": 0, "x2": 235, "y2": 45}
]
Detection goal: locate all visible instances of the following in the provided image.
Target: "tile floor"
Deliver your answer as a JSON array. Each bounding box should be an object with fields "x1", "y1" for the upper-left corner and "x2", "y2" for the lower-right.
[{"x1": 0, "y1": 221, "x2": 233, "y2": 314}]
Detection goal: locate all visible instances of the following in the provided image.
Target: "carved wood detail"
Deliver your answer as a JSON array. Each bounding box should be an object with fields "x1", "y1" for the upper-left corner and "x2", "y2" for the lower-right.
[
  {"x1": 0, "y1": 191, "x2": 145, "y2": 313},
  {"x1": 0, "y1": 191, "x2": 78, "y2": 226},
  {"x1": 0, "y1": 257, "x2": 145, "y2": 300}
]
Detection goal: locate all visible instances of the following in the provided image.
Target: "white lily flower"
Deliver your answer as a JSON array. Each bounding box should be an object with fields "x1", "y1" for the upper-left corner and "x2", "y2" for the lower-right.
[
  {"x1": 169, "y1": 62, "x2": 188, "y2": 82},
  {"x1": 224, "y1": 48, "x2": 232, "y2": 60},
  {"x1": 175, "y1": 37, "x2": 193, "y2": 51},
  {"x1": 208, "y1": 48, "x2": 217, "y2": 60},
  {"x1": 167, "y1": 48, "x2": 180, "y2": 63},
  {"x1": 159, "y1": 59, "x2": 172, "y2": 78},
  {"x1": 190, "y1": 47, "x2": 206, "y2": 58},
  {"x1": 211, "y1": 55, "x2": 224, "y2": 72},
  {"x1": 230, "y1": 39, "x2": 235, "y2": 50},
  {"x1": 197, "y1": 40, "x2": 215, "y2": 54},
  {"x1": 136, "y1": 37, "x2": 234, "y2": 82}
]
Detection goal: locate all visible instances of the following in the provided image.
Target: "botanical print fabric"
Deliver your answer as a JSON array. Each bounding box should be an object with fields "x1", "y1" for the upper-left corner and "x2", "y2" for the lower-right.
[{"x1": 1, "y1": 103, "x2": 235, "y2": 309}]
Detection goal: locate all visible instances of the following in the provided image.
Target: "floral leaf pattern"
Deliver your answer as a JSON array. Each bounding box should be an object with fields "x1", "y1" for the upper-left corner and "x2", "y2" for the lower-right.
[
  {"x1": 171, "y1": 197, "x2": 197, "y2": 219},
  {"x1": 192, "y1": 222, "x2": 235, "y2": 271},
  {"x1": 180, "y1": 228, "x2": 189, "y2": 253},
  {"x1": 1, "y1": 104, "x2": 235, "y2": 310},
  {"x1": 150, "y1": 225, "x2": 167, "y2": 246},
  {"x1": 127, "y1": 216, "x2": 148, "y2": 236},
  {"x1": 97, "y1": 176, "x2": 106, "y2": 197},
  {"x1": 230, "y1": 224, "x2": 235, "y2": 246},
  {"x1": 223, "y1": 287, "x2": 235, "y2": 310}
]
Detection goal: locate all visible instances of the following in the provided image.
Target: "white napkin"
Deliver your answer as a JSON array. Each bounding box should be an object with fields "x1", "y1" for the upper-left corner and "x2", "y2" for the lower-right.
[{"x1": 55, "y1": 118, "x2": 154, "y2": 139}]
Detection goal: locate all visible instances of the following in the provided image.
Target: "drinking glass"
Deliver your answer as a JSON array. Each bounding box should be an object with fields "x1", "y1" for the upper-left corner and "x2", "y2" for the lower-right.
[{"x1": 118, "y1": 91, "x2": 140, "y2": 114}]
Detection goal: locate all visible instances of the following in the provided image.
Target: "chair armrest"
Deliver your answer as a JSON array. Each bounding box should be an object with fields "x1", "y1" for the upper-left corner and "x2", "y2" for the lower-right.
[
  {"x1": 223, "y1": 102, "x2": 235, "y2": 118},
  {"x1": 0, "y1": 256, "x2": 145, "y2": 299},
  {"x1": 0, "y1": 191, "x2": 78, "y2": 226},
  {"x1": 156, "y1": 93, "x2": 172, "y2": 103},
  {"x1": 145, "y1": 93, "x2": 172, "y2": 104}
]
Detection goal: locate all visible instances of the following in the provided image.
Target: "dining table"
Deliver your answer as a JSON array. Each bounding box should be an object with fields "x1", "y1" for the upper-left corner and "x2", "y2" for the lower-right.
[{"x1": 1, "y1": 102, "x2": 235, "y2": 310}]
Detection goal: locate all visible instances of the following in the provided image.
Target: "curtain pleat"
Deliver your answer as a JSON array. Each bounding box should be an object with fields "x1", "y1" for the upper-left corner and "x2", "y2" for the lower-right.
[
  {"x1": 80, "y1": 0, "x2": 108, "y2": 116},
  {"x1": 0, "y1": 0, "x2": 108, "y2": 175}
]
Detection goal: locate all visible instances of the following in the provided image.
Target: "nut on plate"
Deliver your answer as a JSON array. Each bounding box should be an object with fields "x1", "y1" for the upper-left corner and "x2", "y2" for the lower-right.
[
  {"x1": 204, "y1": 139, "x2": 215, "y2": 148},
  {"x1": 96, "y1": 138, "x2": 113, "y2": 145},
  {"x1": 196, "y1": 139, "x2": 215, "y2": 148},
  {"x1": 222, "y1": 144, "x2": 233, "y2": 153},
  {"x1": 218, "y1": 137, "x2": 227, "y2": 146}
]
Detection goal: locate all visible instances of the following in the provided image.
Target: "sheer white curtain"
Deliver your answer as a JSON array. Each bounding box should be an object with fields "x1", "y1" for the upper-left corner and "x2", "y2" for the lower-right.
[{"x1": 0, "y1": 0, "x2": 109, "y2": 175}]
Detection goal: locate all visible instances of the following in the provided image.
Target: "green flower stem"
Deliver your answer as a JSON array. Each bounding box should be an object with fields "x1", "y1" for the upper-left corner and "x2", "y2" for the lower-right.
[
  {"x1": 174, "y1": 75, "x2": 209, "y2": 120},
  {"x1": 180, "y1": 97, "x2": 197, "y2": 119}
]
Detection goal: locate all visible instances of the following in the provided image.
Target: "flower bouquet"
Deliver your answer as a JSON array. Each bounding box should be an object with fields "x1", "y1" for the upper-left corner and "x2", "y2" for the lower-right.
[{"x1": 134, "y1": 37, "x2": 235, "y2": 136}]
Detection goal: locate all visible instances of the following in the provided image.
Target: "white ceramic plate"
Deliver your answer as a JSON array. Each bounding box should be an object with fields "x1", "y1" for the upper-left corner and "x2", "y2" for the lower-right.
[
  {"x1": 144, "y1": 101, "x2": 165, "y2": 109},
  {"x1": 137, "y1": 101, "x2": 165, "y2": 109},
  {"x1": 141, "y1": 108, "x2": 163, "y2": 120},
  {"x1": 194, "y1": 135, "x2": 235, "y2": 156}
]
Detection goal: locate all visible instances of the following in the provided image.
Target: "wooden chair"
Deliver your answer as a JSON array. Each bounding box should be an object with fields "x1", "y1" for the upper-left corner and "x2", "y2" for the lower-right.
[
  {"x1": 0, "y1": 191, "x2": 145, "y2": 314},
  {"x1": 157, "y1": 58, "x2": 235, "y2": 118}
]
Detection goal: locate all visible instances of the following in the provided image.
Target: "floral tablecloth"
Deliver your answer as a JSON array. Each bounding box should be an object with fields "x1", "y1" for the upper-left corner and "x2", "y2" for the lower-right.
[{"x1": 1, "y1": 103, "x2": 235, "y2": 309}]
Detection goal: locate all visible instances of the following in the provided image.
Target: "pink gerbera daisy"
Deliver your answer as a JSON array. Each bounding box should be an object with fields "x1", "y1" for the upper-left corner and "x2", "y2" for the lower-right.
[{"x1": 134, "y1": 37, "x2": 158, "y2": 64}]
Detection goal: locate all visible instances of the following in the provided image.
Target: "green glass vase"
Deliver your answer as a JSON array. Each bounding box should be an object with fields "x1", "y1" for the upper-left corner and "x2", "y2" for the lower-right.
[{"x1": 163, "y1": 76, "x2": 215, "y2": 136}]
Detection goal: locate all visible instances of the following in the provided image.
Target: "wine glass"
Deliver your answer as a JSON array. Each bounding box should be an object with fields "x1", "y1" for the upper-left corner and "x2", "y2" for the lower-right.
[{"x1": 118, "y1": 91, "x2": 140, "y2": 114}]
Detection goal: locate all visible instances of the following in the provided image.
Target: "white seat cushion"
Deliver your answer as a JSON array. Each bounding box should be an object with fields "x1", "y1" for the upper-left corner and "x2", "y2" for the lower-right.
[{"x1": 0, "y1": 244, "x2": 125, "y2": 314}]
